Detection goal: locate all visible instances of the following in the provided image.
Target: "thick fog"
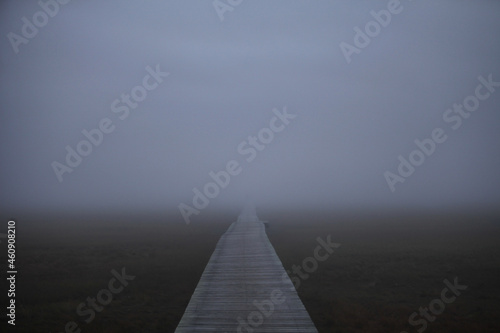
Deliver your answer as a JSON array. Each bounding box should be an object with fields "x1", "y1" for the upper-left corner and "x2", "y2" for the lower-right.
[{"x1": 1, "y1": 0, "x2": 499, "y2": 220}]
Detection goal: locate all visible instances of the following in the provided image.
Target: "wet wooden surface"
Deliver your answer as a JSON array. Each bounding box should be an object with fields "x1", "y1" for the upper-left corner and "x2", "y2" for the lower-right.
[{"x1": 175, "y1": 204, "x2": 318, "y2": 332}]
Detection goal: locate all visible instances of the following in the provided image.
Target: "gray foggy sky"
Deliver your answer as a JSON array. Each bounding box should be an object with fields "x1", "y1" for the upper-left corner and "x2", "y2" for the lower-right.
[{"x1": 1, "y1": 0, "x2": 499, "y2": 217}]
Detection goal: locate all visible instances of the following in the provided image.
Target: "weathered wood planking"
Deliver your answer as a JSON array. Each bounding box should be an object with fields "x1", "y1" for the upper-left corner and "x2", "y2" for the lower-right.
[{"x1": 175, "y1": 204, "x2": 318, "y2": 332}]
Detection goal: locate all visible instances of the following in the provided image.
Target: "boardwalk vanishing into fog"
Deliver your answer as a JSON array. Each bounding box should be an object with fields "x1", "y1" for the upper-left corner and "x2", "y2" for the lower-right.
[{"x1": 175, "y1": 203, "x2": 318, "y2": 332}]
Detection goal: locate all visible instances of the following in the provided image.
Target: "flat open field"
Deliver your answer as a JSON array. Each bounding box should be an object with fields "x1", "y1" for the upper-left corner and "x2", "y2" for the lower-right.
[{"x1": 2, "y1": 209, "x2": 500, "y2": 332}]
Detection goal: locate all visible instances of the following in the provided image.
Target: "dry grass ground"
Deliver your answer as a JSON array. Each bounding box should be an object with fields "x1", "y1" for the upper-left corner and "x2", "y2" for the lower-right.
[
  {"x1": 265, "y1": 209, "x2": 500, "y2": 333},
  {"x1": 1, "y1": 209, "x2": 499, "y2": 332}
]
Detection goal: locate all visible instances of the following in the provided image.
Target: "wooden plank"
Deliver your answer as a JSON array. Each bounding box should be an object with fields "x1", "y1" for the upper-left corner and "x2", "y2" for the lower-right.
[{"x1": 175, "y1": 204, "x2": 318, "y2": 332}]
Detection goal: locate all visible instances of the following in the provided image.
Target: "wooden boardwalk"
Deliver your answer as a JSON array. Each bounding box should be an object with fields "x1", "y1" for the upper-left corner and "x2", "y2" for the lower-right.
[{"x1": 175, "y1": 203, "x2": 318, "y2": 332}]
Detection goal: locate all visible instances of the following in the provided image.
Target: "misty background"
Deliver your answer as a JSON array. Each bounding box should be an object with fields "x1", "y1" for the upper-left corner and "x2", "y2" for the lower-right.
[{"x1": 1, "y1": 0, "x2": 499, "y2": 220}]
